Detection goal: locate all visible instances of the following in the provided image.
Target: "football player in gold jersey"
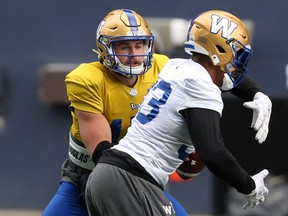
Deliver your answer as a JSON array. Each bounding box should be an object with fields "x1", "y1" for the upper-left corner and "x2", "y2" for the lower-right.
[{"x1": 42, "y1": 9, "x2": 271, "y2": 216}]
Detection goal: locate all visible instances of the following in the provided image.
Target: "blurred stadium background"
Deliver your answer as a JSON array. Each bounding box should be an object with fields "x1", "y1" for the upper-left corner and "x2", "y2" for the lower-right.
[{"x1": 1, "y1": 0, "x2": 288, "y2": 215}]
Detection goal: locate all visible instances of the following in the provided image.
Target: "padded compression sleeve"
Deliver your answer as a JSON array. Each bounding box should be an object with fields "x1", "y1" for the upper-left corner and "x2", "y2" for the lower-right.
[
  {"x1": 180, "y1": 108, "x2": 255, "y2": 194},
  {"x1": 92, "y1": 141, "x2": 114, "y2": 165}
]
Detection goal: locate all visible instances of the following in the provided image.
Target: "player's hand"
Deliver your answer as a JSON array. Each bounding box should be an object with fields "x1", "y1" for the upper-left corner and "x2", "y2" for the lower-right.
[
  {"x1": 243, "y1": 92, "x2": 272, "y2": 144},
  {"x1": 242, "y1": 169, "x2": 269, "y2": 209}
]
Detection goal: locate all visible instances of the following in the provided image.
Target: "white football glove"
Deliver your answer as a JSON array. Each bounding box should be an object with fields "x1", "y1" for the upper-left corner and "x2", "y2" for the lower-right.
[
  {"x1": 242, "y1": 169, "x2": 269, "y2": 209},
  {"x1": 243, "y1": 92, "x2": 272, "y2": 144}
]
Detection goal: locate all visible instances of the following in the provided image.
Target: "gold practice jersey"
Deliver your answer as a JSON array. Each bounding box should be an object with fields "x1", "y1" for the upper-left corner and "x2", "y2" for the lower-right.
[{"x1": 65, "y1": 53, "x2": 169, "y2": 144}]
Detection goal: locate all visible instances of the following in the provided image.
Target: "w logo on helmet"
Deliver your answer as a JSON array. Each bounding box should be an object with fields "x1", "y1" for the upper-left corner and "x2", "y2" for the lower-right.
[{"x1": 210, "y1": 14, "x2": 238, "y2": 39}]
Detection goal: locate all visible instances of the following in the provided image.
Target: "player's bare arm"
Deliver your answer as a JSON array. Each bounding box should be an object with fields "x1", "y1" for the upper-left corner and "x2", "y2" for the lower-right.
[{"x1": 75, "y1": 109, "x2": 112, "y2": 155}]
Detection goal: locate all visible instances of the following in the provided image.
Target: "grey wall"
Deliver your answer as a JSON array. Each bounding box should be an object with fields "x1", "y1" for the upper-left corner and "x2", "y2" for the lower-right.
[{"x1": 0, "y1": 0, "x2": 287, "y2": 214}]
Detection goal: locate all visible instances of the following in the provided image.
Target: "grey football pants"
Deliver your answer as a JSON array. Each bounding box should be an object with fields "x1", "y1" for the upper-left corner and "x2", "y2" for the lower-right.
[{"x1": 86, "y1": 163, "x2": 175, "y2": 216}]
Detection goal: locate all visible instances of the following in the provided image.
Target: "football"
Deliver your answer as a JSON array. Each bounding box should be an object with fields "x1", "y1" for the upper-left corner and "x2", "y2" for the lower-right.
[{"x1": 176, "y1": 151, "x2": 205, "y2": 180}]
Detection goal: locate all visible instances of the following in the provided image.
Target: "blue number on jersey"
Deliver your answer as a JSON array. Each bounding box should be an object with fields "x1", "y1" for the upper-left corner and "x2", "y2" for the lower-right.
[
  {"x1": 137, "y1": 80, "x2": 172, "y2": 124},
  {"x1": 136, "y1": 80, "x2": 190, "y2": 161},
  {"x1": 177, "y1": 144, "x2": 190, "y2": 161},
  {"x1": 110, "y1": 116, "x2": 135, "y2": 143},
  {"x1": 110, "y1": 119, "x2": 122, "y2": 143}
]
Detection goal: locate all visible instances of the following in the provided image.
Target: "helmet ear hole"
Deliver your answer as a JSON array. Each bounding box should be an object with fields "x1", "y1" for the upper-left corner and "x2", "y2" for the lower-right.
[{"x1": 216, "y1": 45, "x2": 226, "y2": 53}]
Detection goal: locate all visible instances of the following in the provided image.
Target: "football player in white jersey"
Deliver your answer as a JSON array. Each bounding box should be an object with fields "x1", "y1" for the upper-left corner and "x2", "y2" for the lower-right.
[{"x1": 86, "y1": 10, "x2": 270, "y2": 216}]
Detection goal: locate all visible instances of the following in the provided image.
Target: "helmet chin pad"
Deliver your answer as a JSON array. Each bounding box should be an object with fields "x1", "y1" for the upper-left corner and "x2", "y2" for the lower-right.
[
  {"x1": 220, "y1": 73, "x2": 234, "y2": 91},
  {"x1": 104, "y1": 52, "x2": 151, "y2": 76},
  {"x1": 116, "y1": 60, "x2": 144, "y2": 76}
]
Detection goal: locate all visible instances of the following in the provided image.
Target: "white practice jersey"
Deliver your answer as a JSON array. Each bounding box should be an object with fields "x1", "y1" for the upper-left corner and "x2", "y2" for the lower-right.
[{"x1": 113, "y1": 58, "x2": 224, "y2": 187}]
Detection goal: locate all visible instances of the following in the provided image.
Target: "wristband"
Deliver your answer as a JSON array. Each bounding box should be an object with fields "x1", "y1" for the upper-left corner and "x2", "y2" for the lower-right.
[{"x1": 92, "y1": 141, "x2": 114, "y2": 165}]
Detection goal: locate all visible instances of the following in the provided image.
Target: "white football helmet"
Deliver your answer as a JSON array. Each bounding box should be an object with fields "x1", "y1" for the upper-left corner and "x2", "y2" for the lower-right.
[
  {"x1": 184, "y1": 10, "x2": 253, "y2": 88},
  {"x1": 95, "y1": 9, "x2": 154, "y2": 76}
]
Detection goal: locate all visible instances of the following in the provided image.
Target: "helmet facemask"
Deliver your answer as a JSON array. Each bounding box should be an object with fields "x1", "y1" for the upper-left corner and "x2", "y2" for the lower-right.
[
  {"x1": 222, "y1": 39, "x2": 252, "y2": 89},
  {"x1": 99, "y1": 35, "x2": 154, "y2": 77}
]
